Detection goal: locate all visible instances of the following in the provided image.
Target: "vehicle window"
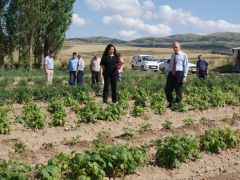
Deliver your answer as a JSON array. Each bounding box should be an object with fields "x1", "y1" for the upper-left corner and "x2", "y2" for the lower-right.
[
  {"x1": 167, "y1": 59, "x2": 170, "y2": 63},
  {"x1": 143, "y1": 56, "x2": 156, "y2": 61},
  {"x1": 138, "y1": 56, "x2": 141, "y2": 62}
]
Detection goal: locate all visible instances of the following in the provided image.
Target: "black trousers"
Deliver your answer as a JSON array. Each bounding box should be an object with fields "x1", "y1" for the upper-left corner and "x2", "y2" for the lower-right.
[
  {"x1": 199, "y1": 70, "x2": 206, "y2": 79},
  {"x1": 77, "y1": 70, "x2": 84, "y2": 85},
  {"x1": 91, "y1": 71, "x2": 100, "y2": 84},
  {"x1": 103, "y1": 75, "x2": 117, "y2": 103},
  {"x1": 165, "y1": 71, "x2": 184, "y2": 103}
]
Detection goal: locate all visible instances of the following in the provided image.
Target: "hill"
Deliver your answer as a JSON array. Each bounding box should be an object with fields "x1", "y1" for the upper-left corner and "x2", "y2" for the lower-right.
[{"x1": 67, "y1": 32, "x2": 240, "y2": 55}]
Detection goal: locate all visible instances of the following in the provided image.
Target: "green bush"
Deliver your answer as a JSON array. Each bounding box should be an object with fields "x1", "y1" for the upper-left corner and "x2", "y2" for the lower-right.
[
  {"x1": 0, "y1": 107, "x2": 11, "y2": 134},
  {"x1": 200, "y1": 128, "x2": 239, "y2": 153},
  {"x1": 156, "y1": 135, "x2": 201, "y2": 168},
  {"x1": 17, "y1": 102, "x2": 46, "y2": 130}
]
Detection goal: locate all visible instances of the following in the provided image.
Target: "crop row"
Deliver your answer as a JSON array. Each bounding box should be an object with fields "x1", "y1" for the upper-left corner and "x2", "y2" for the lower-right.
[{"x1": 0, "y1": 127, "x2": 239, "y2": 179}]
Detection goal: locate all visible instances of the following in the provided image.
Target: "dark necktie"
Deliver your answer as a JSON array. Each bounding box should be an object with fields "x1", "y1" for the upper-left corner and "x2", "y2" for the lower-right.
[{"x1": 172, "y1": 56, "x2": 176, "y2": 76}]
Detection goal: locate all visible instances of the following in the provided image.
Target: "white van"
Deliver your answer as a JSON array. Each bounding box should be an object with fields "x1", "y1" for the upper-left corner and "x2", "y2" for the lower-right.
[{"x1": 131, "y1": 55, "x2": 159, "y2": 71}]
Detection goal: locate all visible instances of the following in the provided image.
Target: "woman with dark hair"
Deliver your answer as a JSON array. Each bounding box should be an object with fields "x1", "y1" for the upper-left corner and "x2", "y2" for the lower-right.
[{"x1": 100, "y1": 44, "x2": 121, "y2": 103}]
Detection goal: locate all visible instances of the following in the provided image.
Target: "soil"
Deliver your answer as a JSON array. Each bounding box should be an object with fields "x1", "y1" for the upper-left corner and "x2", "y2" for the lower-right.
[{"x1": 1, "y1": 104, "x2": 240, "y2": 179}]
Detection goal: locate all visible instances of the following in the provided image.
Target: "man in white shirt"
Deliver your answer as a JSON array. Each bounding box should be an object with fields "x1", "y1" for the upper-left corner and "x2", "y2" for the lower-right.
[
  {"x1": 90, "y1": 54, "x2": 101, "y2": 84},
  {"x1": 77, "y1": 54, "x2": 85, "y2": 85},
  {"x1": 44, "y1": 50, "x2": 54, "y2": 86},
  {"x1": 165, "y1": 42, "x2": 189, "y2": 108}
]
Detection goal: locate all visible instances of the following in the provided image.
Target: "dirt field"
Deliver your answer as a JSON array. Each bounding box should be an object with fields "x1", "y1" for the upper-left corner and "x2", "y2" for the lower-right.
[{"x1": 1, "y1": 101, "x2": 240, "y2": 179}]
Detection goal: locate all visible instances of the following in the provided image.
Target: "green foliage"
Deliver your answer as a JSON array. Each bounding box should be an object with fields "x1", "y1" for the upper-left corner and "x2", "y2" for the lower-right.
[
  {"x1": 18, "y1": 102, "x2": 46, "y2": 130},
  {"x1": 156, "y1": 135, "x2": 201, "y2": 168},
  {"x1": 139, "y1": 123, "x2": 152, "y2": 132},
  {"x1": 162, "y1": 120, "x2": 173, "y2": 130},
  {"x1": 48, "y1": 98, "x2": 67, "y2": 126},
  {"x1": 122, "y1": 127, "x2": 135, "y2": 137},
  {"x1": 14, "y1": 86, "x2": 32, "y2": 103},
  {"x1": 150, "y1": 94, "x2": 166, "y2": 115},
  {"x1": 97, "y1": 131, "x2": 112, "y2": 139},
  {"x1": 183, "y1": 118, "x2": 195, "y2": 125},
  {"x1": 68, "y1": 136, "x2": 81, "y2": 146},
  {"x1": 200, "y1": 128, "x2": 240, "y2": 153},
  {"x1": 172, "y1": 102, "x2": 188, "y2": 112},
  {"x1": 98, "y1": 103, "x2": 126, "y2": 121},
  {"x1": 0, "y1": 107, "x2": 11, "y2": 134},
  {"x1": 0, "y1": 160, "x2": 31, "y2": 179},
  {"x1": 132, "y1": 105, "x2": 145, "y2": 117},
  {"x1": 78, "y1": 102, "x2": 101, "y2": 123},
  {"x1": 14, "y1": 139, "x2": 28, "y2": 153}
]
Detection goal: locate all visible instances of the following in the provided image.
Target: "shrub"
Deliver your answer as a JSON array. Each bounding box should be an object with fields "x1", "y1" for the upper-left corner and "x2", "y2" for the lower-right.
[{"x1": 0, "y1": 107, "x2": 11, "y2": 134}]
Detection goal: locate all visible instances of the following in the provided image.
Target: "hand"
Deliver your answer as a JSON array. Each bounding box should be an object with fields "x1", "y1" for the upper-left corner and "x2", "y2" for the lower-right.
[
  {"x1": 182, "y1": 77, "x2": 187, "y2": 84},
  {"x1": 45, "y1": 71, "x2": 48, "y2": 75}
]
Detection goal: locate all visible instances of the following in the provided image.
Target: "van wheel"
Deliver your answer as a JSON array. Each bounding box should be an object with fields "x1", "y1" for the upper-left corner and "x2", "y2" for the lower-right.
[{"x1": 141, "y1": 66, "x2": 145, "y2": 71}]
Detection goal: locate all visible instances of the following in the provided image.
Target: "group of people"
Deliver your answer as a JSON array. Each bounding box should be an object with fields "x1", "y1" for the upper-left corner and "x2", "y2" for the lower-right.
[
  {"x1": 44, "y1": 44, "x2": 124, "y2": 104},
  {"x1": 44, "y1": 42, "x2": 208, "y2": 106}
]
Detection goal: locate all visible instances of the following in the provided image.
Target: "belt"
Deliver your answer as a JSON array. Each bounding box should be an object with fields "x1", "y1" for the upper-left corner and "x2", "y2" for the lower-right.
[{"x1": 48, "y1": 69, "x2": 54, "y2": 70}]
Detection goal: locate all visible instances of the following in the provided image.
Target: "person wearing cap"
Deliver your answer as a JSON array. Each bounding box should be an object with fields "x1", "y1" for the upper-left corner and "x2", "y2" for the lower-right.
[
  {"x1": 44, "y1": 50, "x2": 54, "y2": 86},
  {"x1": 90, "y1": 54, "x2": 101, "y2": 84},
  {"x1": 165, "y1": 42, "x2": 189, "y2": 108}
]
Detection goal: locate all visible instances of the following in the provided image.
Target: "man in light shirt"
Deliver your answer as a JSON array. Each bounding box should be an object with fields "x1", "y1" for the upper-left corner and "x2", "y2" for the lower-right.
[
  {"x1": 90, "y1": 54, "x2": 101, "y2": 84},
  {"x1": 44, "y1": 50, "x2": 54, "y2": 86},
  {"x1": 165, "y1": 42, "x2": 189, "y2": 108},
  {"x1": 77, "y1": 54, "x2": 85, "y2": 85},
  {"x1": 68, "y1": 52, "x2": 78, "y2": 85}
]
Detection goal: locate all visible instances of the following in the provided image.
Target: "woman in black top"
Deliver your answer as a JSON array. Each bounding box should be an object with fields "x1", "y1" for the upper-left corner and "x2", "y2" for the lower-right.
[{"x1": 100, "y1": 44, "x2": 121, "y2": 104}]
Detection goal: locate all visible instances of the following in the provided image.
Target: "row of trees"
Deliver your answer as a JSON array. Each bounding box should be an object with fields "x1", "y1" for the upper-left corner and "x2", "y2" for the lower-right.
[{"x1": 0, "y1": 0, "x2": 75, "y2": 70}]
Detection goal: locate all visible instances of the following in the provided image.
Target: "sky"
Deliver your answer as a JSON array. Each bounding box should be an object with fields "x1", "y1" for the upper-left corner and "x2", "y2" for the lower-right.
[{"x1": 66, "y1": 0, "x2": 240, "y2": 40}]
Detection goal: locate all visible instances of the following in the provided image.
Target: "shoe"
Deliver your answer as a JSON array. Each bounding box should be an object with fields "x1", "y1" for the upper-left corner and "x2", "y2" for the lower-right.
[
  {"x1": 103, "y1": 100, "x2": 108, "y2": 104},
  {"x1": 166, "y1": 102, "x2": 173, "y2": 108}
]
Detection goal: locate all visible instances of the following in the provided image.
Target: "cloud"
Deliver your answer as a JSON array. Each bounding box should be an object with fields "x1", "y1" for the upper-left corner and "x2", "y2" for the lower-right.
[
  {"x1": 72, "y1": 14, "x2": 87, "y2": 26},
  {"x1": 142, "y1": 0, "x2": 154, "y2": 9},
  {"x1": 117, "y1": 30, "x2": 141, "y2": 40},
  {"x1": 158, "y1": 5, "x2": 240, "y2": 33},
  {"x1": 84, "y1": 0, "x2": 141, "y2": 17},
  {"x1": 102, "y1": 14, "x2": 172, "y2": 37}
]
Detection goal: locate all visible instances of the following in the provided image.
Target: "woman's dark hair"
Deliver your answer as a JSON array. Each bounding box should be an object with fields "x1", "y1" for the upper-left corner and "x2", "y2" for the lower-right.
[{"x1": 102, "y1": 44, "x2": 117, "y2": 58}]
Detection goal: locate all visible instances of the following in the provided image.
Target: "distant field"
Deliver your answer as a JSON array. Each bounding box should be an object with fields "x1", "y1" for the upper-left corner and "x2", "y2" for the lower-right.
[{"x1": 58, "y1": 41, "x2": 229, "y2": 69}]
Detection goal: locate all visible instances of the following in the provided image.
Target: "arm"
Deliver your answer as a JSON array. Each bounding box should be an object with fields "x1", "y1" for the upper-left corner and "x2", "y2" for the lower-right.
[
  {"x1": 183, "y1": 54, "x2": 189, "y2": 83},
  {"x1": 44, "y1": 64, "x2": 48, "y2": 74},
  {"x1": 100, "y1": 65, "x2": 104, "y2": 79}
]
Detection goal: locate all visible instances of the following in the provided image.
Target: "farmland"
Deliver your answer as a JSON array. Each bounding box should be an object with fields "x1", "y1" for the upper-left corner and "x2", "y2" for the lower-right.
[{"x1": 0, "y1": 43, "x2": 240, "y2": 179}]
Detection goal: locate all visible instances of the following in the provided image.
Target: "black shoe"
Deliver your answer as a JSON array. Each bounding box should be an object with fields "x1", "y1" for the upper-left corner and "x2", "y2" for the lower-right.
[
  {"x1": 166, "y1": 102, "x2": 173, "y2": 108},
  {"x1": 103, "y1": 100, "x2": 108, "y2": 104}
]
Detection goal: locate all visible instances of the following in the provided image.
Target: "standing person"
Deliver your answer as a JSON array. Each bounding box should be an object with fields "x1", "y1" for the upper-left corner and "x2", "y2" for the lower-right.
[
  {"x1": 117, "y1": 53, "x2": 124, "y2": 82},
  {"x1": 44, "y1": 50, "x2": 54, "y2": 86},
  {"x1": 90, "y1": 54, "x2": 101, "y2": 84},
  {"x1": 196, "y1": 55, "x2": 208, "y2": 79},
  {"x1": 165, "y1": 42, "x2": 189, "y2": 108},
  {"x1": 77, "y1": 54, "x2": 85, "y2": 85},
  {"x1": 68, "y1": 52, "x2": 78, "y2": 85},
  {"x1": 100, "y1": 44, "x2": 122, "y2": 104}
]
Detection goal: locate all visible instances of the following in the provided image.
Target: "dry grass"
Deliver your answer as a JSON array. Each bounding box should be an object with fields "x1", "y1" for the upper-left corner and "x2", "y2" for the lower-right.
[{"x1": 57, "y1": 41, "x2": 229, "y2": 69}]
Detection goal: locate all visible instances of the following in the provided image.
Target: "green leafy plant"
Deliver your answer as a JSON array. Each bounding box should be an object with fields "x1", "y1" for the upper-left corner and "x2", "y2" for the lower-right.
[
  {"x1": 14, "y1": 139, "x2": 28, "y2": 153},
  {"x1": 78, "y1": 102, "x2": 101, "y2": 123},
  {"x1": 183, "y1": 118, "x2": 195, "y2": 125},
  {"x1": 139, "y1": 123, "x2": 152, "y2": 132},
  {"x1": 150, "y1": 94, "x2": 166, "y2": 115},
  {"x1": 17, "y1": 102, "x2": 46, "y2": 130},
  {"x1": 97, "y1": 131, "x2": 112, "y2": 139},
  {"x1": 48, "y1": 98, "x2": 67, "y2": 126},
  {"x1": 98, "y1": 103, "x2": 125, "y2": 121},
  {"x1": 200, "y1": 128, "x2": 239, "y2": 153},
  {"x1": 172, "y1": 102, "x2": 188, "y2": 112},
  {"x1": 68, "y1": 136, "x2": 81, "y2": 146},
  {"x1": 162, "y1": 120, "x2": 173, "y2": 130},
  {"x1": 0, "y1": 107, "x2": 11, "y2": 134},
  {"x1": 156, "y1": 135, "x2": 201, "y2": 168},
  {"x1": 0, "y1": 160, "x2": 31, "y2": 179},
  {"x1": 122, "y1": 127, "x2": 135, "y2": 137},
  {"x1": 132, "y1": 105, "x2": 145, "y2": 117}
]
